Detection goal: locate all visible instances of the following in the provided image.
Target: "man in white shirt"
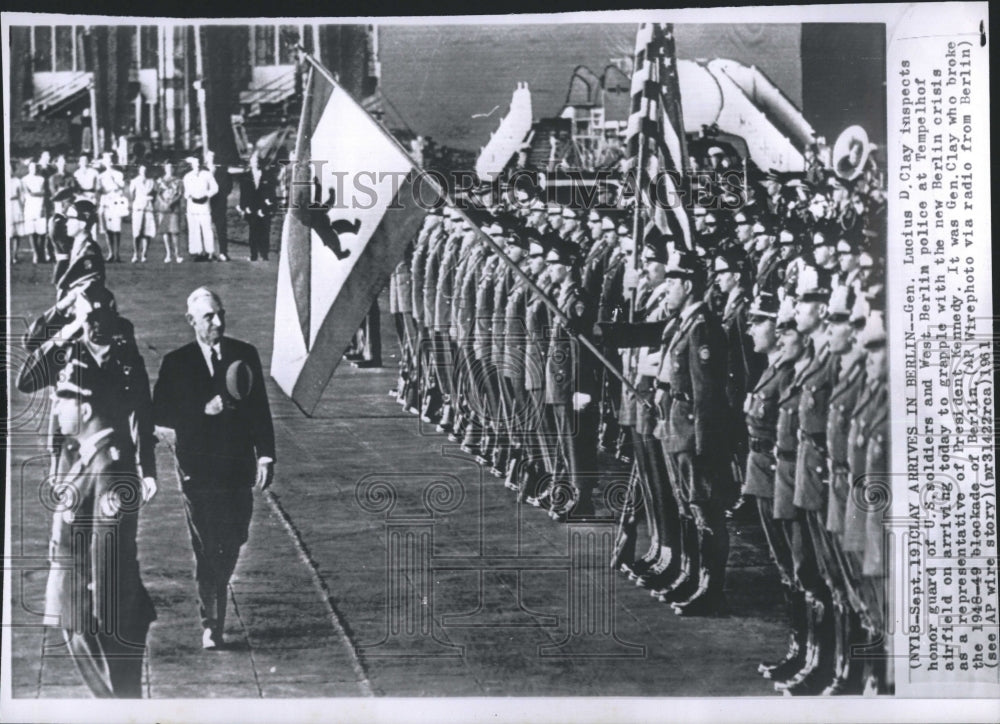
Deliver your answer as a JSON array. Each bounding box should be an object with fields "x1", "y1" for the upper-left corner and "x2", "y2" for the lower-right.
[{"x1": 182, "y1": 156, "x2": 219, "y2": 261}]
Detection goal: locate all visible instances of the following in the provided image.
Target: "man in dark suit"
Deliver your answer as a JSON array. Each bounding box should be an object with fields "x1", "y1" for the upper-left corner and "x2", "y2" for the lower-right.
[
  {"x1": 152, "y1": 287, "x2": 275, "y2": 649},
  {"x1": 236, "y1": 153, "x2": 275, "y2": 262}
]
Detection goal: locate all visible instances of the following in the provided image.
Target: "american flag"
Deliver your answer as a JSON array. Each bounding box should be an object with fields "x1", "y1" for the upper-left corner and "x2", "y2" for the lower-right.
[{"x1": 625, "y1": 22, "x2": 692, "y2": 251}]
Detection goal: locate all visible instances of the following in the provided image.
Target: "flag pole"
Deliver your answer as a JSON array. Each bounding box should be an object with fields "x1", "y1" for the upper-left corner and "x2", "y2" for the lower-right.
[{"x1": 296, "y1": 46, "x2": 652, "y2": 407}]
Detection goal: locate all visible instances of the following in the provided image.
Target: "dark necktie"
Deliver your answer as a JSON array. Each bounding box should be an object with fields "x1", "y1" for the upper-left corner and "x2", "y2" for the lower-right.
[{"x1": 211, "y1": 347, "x2": 226, "y2": 393}]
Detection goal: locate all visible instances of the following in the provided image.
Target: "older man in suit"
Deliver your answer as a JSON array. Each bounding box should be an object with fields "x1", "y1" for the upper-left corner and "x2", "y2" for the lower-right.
[{"x1": 152, "y1": 287, "x2": 275, "y2": 649}]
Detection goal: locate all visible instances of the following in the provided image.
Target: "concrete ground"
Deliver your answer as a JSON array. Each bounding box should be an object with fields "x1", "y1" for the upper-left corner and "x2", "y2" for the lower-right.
[{"x1": 7, "y1": 229, "x2": 789, "y2": 699}]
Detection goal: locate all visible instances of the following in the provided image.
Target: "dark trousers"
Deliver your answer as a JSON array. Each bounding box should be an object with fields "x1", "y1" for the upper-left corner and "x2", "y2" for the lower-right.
[
  {"x1": 62, "y1": 626, "x2": 148, "y2": 698},
  {"x1": 181, "y1": 483, "x2": 253, "y2": 632},
  {"x1": 551, "y1": 402, "x2": 599, "y2": 502},
  {"x1": 248, "y1": 215, "x2": 270, "y2": 260},
  {"x1": 789, "y1": 507, "x2": 823, "y2": 596},
  {"x1": 634, "y1": 431, "x2": 680, "y2": 553},
  {"x1": 212, "y1": 205, "x2": 228, "y2": 255},
  {"x1": 757, "y1": 496, "x2": 795, "y2": 587}
]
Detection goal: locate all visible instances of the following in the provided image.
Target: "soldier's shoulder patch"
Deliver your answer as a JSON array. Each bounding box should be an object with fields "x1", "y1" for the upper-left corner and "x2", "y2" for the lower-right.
[{"x1": 698, "y1": 345, "x2": 711, "y2": 361}]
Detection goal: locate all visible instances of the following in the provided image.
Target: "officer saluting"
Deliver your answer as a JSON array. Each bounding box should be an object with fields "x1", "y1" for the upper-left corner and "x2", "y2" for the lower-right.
[
  {"x1": 651, "y1": 250, "x2": 734, "y2": 615},
  {"x1": 44, "y1": 360, "x2": 156, "y2": 698},
  {"x1": 17, "y1": 282, "x2": 157, "y2": 503},
  {"x1": 53, "y1": 199, "x2": 106, "y2": 301}
]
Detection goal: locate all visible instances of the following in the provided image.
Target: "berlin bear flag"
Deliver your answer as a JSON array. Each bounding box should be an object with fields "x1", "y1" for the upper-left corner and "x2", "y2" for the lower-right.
[{"x1": 272, "y1": 58, "x2": 443, "y2": 415}]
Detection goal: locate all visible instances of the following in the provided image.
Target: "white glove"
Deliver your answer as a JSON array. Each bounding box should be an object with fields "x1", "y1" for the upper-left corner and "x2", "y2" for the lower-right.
[
  {"x1": 141, "y1": 476, "x2": 158, "y2": 503},
  {"x1": 572, "y1": 392, "x2": 592, "y2": 411}
]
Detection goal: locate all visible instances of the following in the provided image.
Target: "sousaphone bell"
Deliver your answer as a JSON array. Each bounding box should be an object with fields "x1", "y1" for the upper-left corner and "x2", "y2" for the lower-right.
[{"x1": 832, "y1": 125, "x2": 872, "y2": 181}]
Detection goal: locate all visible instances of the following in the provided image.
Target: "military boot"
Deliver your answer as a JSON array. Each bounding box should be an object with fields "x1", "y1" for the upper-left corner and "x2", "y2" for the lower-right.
[
  {"x1": 822, "y1": 606, "x2": 866, "y2": 695},
  {"x1": 653, "y1": 522, "x2": 701, "y2": 603},
  {"x1": 776, "y1": 591, "x2": 836, "y2": 695},
  {"x1": 504, "y1": 449, "x2": 521, "y2": 491},
  {"x1": 760, "y1": 588, "x2": 808, "y2": 680},
  {"x1": 671, "y1": 526, "x2": 728, "y2": 616},
  {"x1": 773, "y1": 591, "x2": 819, "y2": 690},
  {"x1": 620, "y1": 538, "x2": 659, "y2": 580}
]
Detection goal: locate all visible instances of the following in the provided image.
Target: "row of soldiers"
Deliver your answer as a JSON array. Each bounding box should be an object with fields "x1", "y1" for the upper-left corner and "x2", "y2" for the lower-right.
[
  {"x1": 386, "y1": 159, "x2": 891, "y2": 696},
  {"x1": 15, "y1": 198, "x2": 158, "y2": 697}
]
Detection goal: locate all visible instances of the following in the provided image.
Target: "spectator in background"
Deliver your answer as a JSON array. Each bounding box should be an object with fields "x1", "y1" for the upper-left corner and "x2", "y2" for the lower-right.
[
  {"x1": 8, "y1": 159, "x2": 26, "y2": 264},
  {"x1": 129, "y1": 164, "x2": 157, "y2": 263},
  {"x1": 47, "y1": 155, "x2": 74, "y2": 263},
  {"x1": 21, "y1": 160, "x2": 49, "y2": 264},
  {"x1": 206, "y1": 152, "x2": 233, "y2": 262},
  {"x1": 236, "y1": 152, "x2": 275, "y2": 262},
  {"x1": 97, "y1": 152, "x2": 128, "y2": 263},
  {"x1": 154, "y1": 161, "x2": 184, "y2": 263},
  {"x1": 183, "y1": 156, "x2": 219, "y2": 262},
  {"x1": 73, "y1": 154, "x2": 99, "y2": 204}
]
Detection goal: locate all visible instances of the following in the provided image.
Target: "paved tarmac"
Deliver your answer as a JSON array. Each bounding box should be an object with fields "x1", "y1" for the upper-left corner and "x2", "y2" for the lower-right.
[{"x1": 7, "y1": 234, "x2": 789, "y2": 699}]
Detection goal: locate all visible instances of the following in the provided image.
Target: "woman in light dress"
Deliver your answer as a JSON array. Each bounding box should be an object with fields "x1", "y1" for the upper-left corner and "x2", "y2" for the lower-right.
[
  {"x1": 7, "y1": 160, "x2": 25, "y2": 264},
  {"x1": 97, "y1": 153, "x2": 127, "y2": 262},
  {"x1": 154, "y1": 161, "x2": 184, "y2": 263},
  {"x1": 20, "y1": 160, "x2": 49, "y2": 264},
  {"x1": 129, "y1": 164, "x2": 157, "y2": 263}
]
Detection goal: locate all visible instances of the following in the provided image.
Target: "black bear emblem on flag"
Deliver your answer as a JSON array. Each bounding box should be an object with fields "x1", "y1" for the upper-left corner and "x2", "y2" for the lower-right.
[{"x1": 308, "y1": 182, "x2": 360, "y2": 260}]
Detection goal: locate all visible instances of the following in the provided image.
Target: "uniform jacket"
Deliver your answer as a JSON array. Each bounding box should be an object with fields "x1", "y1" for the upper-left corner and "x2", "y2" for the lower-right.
[
  {"x1": 524, "y1": 272, "x2": 554, "y2": 392},
  {"x1": 742, "y1": 357, "x2": 796, "y2": 498},
  {"x1": 862, "y1": 382, "x2": 889, "y2": 576},
  {"x1": 720, "y1": 287, "x2": 766, "y2": 412},
  {"x1": 44, "y1": 430, "x2": 156, "y2": 639},
  {"x1": 580, "y1": 237, "x2": 612, "y2": 301},
  {"x1": 473, "y1": 255, "x2": 501, "y2": 362},
  {"x1": 599, "y1": 250, "x2": 629, "y2": 323},
  {"x1": 152, "y1": 337, "x2": 274, "y2": 484},
  {"x1": 422, "y1": 227, "x2": 447, "y2": 329},
  {"x1": 409, "y1": 222, "x2": 433, "y2": 327},
  {"x1": 545, "y1": 279, "x2": 598, "y2": 404},
  {"x1": 56, "y1": 234, "x2": 106, "y2": 296},
  {"x1": 389, "y1": 244, "x2": 413, "y2": 316},
  {"x1": 825, "y1": 353, "x2": 867, "y2": 533},
  {"x1": 18, "y1": 312, "x2": 156, "y2": 478},
  {"x1": 755, "y1": 247, "x2": 786, "y2": 296},
  {"x1": 491, "y1": 262, "x2": 517, "y2": 363},
  {"x1": 633, "y1": 283, "x2": 672, "y2": 436},
  {"x1": 793, "y1": 339, "x2": 841, "y2": 511},
  {"x1": 454, "y1": 245, "x2": 487, "y2": 345},
  {"x1": 655, "y1": 302, "x2": 729, "y2": 455},
  {"x1": 434, "y1": 231, "x2": 463, "y2": 333},
  {"x1": 502, "y1": 272, "x2": 531, "y2": 382}
]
